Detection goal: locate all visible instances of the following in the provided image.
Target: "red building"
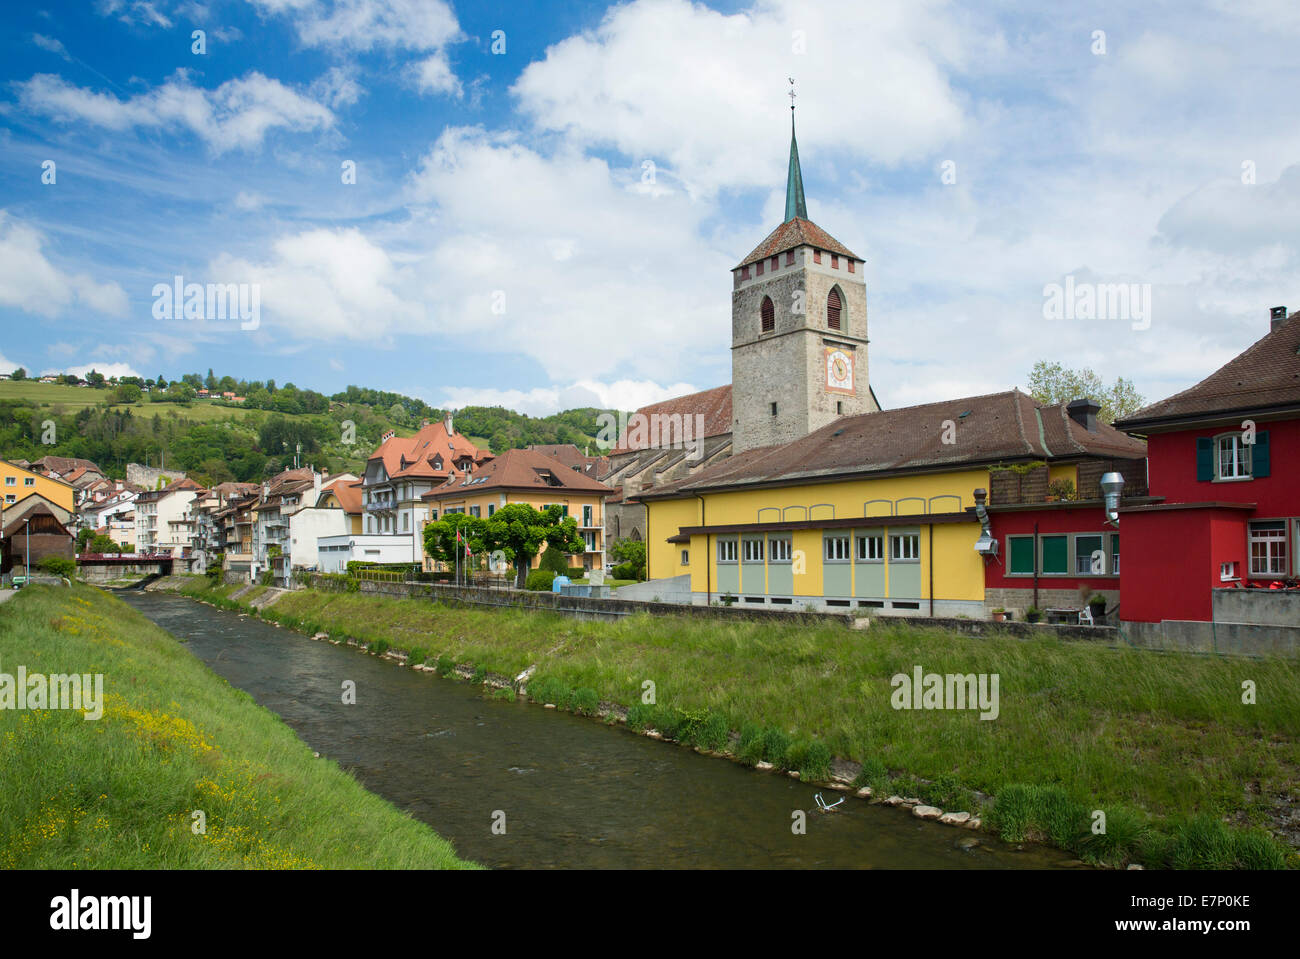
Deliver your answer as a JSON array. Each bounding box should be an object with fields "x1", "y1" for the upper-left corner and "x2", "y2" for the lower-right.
[{"x1": 1114, "y1": 307, "x2": 1300, "y2": 640}]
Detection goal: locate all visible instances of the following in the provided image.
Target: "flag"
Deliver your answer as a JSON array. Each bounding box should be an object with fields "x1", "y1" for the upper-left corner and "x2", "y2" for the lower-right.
[{"x1": 456, "y1": 529, "x2": 473, "y2": 557}]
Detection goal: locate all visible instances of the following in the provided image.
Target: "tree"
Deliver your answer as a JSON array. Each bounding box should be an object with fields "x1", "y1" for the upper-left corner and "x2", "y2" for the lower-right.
[
  {"x1": 86, "y1": 369, "x2": 106, "y2": 388},
  {"x1": 111, "y1": 383, "x2": 142, "y2": 404},
  {"x1": 609, "y1": 538, "x2": 646, "y2": 579},
  {"x1": 1026, "y1": 361, "x2": 1145, "y2": 424},
  {"x1": 11, "y1": 367, "x2": 25, "y2": 380},
  {"x1": 539, "y1": 546, "x2": 569, "y2": 574},
  {"x1": 422, "y1": 512, "x2": 485, "y2": 583},
  {"x1": 478, "y1": 503, "x2": 586, "y2": 587}
]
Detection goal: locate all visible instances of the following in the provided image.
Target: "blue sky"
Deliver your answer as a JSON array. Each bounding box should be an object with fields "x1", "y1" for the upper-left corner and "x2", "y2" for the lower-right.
[{"x1": 3, "y1": 0, "x2": 1300, "y2": 416}]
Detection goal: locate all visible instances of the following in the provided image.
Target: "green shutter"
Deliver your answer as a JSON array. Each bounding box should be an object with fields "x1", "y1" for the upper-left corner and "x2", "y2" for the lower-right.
[
  {"x1": 1042, "y1": 535, "x2": 1068, "y2": 574},
  {"x1": 1196, "y1": 437, "x2": 1213, "y2": 481},
  {"x1": 1009, "y1": 537, "x2": 1035, "y2": 575},
  {"x1": 1252, "y1": 431, "x2": 1270, "y2": 478}
]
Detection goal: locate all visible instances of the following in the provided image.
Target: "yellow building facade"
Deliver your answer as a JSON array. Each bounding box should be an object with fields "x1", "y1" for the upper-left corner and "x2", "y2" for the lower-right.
[{"x1": 1, "y1": 460, "x2": 75, "y2": 514}]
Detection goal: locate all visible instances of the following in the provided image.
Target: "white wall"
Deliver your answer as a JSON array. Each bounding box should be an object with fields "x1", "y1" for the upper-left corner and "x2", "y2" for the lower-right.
[{"x1": 289, "y1": 506, "x2": 349, "y2": 570}]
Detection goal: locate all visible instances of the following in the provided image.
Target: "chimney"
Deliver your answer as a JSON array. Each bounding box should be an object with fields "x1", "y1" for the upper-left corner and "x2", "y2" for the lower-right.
[
  {"x1": 444, "y1": 411, "x2": 454, "y2": 436},
  {"x1": 1270, "y1": 305, "x2": 1287, "y2": 331},
  {"x1": 1066, "y1": 397, "x2": 1101, "y2": 432}
]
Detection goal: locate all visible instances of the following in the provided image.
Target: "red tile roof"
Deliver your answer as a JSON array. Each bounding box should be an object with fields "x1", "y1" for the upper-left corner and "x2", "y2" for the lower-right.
[
  {"x1": 1117, "y1": 310, "x2": 1300, "y2": 429},
  {"x1": 735, "y1": 217, "x2": 860, "y2": 269},
  {"x1": 613, "y1": 384, "x2": 733, "y2": 452},
  {"x1": 638, "y1": 390, "x2": 1145, "y2": 499},
  {"x1": 370, "y1": 419, "x2": 491, "y2": 480},
  {"x1": 424, "y1": 448, "x2": 613, "y2": 500}
]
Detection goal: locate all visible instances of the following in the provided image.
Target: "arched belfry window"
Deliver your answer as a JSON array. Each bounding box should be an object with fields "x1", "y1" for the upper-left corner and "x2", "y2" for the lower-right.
[
  {"x1": 827, "y1": 287, "x2": 842, "y2": 330},
  {"x1": 760, "y1": 295, "x2": 775, "y2": 333}
]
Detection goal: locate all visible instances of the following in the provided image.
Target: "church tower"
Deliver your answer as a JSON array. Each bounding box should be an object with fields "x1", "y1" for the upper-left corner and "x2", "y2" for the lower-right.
[{"x1": 730, "y1": 105, "x2": 877, "y2": 454}]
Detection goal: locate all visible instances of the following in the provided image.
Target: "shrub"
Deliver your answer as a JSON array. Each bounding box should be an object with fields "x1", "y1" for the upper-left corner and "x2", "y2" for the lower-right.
[
  {"x1": 38, "y1": 556, "x2": 76, "y2": 578},
  {"x1": 925, "y1": 774, "x2": 976, "y2": 813},
  {"x1": 407, "y1": 647, "x2": 427, "y2": 666},
  {"x1": 539, "y1": 547, "x2": 569, "y2": 575},
  {"x1": 736, "y1": 722, "x2": 765, "y2": 766},
  {"x1": 369, "y1": 638, "x2": 390, "y2": 656},
  {"x1": 1166, "y1": 815, "x2": 1287, "y2": 870},
  {"x1": 852, "y1": 757, "x2": 890, "y2": 792},
  {"x1": 471, "y1": 665, "x2": 487, "y2": 684},
  {"x1": 784, "y1": 740, "x2": 831, "y2": 781},
  {"x1": 527, "y1": 675, "x2": 569, "y2": 706},
  {"x1": 566, "y1": 566, "x2": 585, "y2": 579},
  {"x1": 493, "y1": 687, "x2": 517, "y2": 703},
  {"x1": 987, "y1": 783, "x2": 1088, "y2": 846},
  {"x1": 612, "y1": 562, "x2": 636, "y2": 581},
  {"x1": 435, "y1": 655, "x2": 455, "y2": 676},
  {"x1": 759, "y1": 727, "x2": 790, "y2": 765},
  {"x1": 525, "y1": 569, "x2": 556, "y2": 591},
  {"x1": 1078, "y1": 806, "x2": 1151, "y2": 868},
  {"x1": 626, "y1": 704, "x2": 654, "y2": 732},
  {"x1": 571, "y1": 687, "x2": 600, "y2": 716},
  {"x1": 650, "y1": 705, "x2": 686, "y2": 740}
]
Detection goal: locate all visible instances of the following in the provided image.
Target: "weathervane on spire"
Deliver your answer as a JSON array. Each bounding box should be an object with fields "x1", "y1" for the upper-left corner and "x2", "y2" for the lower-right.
[{"x1": 788, "y1": 77, "x2": 797, "y2": 113}]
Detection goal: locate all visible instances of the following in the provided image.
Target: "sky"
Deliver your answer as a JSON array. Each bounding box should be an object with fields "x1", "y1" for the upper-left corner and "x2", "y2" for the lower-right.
[{"x1": 2, "y1": 0, "x2": 1299, "y2": 417}]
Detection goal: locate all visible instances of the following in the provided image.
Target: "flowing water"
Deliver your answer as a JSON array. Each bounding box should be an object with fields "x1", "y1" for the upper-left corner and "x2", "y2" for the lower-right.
[{"x1": 121, "y1": 591, "x2": 1071, "y2": 870}]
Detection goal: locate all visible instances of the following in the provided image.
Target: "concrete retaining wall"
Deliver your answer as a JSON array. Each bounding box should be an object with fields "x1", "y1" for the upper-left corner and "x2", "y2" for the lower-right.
[
  {"x1": 1122, "y1": 618, "x2": 1299, "y2": 658},
  {"x1": 1212, "y1": 588, "x2": 1300, "y2": 629}
]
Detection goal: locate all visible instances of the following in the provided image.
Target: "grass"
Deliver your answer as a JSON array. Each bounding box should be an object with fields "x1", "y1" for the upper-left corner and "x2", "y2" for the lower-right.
[
  {"x1": 171, "y1": 578, "x2": 1300, "y2": 868},
  {"x1": 0, "y1": 584, "x2": 476, "y2": 869},
  {"x1": 0, "y1": 381, "x2": 253, "y2": 423}
]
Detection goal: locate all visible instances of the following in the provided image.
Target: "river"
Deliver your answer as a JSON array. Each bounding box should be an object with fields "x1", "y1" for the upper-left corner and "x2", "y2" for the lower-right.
[{"x1": 122, "y1": 591, "x2": 1071, "y2": 869}]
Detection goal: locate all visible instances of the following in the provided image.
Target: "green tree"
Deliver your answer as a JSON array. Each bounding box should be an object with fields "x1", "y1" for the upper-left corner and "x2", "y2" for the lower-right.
[
  {"x1": 539, "y1": 546, "x2": 569, "y2": 574},
  {"x1": 422, "y1": 512, "x2": 485, "y2": 583},
  {"x1": 478, "y1": 504, "x2": 585, "y2": 588},
  {"x1": 1026, "y1": 361, "x2": 1145, "y2": 424},
  {"x1": 11, "y1": 367, "x2": 25, "y2": 380}
]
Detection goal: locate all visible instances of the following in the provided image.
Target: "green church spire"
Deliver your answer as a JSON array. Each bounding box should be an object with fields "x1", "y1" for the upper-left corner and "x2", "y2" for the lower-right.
[{"x1": 784, "y1": 84, "x2": 807, "y2": 222}]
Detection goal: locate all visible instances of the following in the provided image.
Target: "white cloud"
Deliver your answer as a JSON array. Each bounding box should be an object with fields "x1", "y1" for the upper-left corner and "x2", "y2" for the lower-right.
[
  {"x1": 17, "y1": 71, "x2": 334, "y2": 152},
  {"x1": 440, "y1": 379, "x2": 703, "y2": 417},
  {"x1": 0, "y1": 353, "x2": 25, "y2": 374},
  {"x1": 411, "y1": 53, "x2": 460, "y2": 97},
  {"x1": 512, "y1": 0, "x2": 974, "y2": 197},
  {"x1": 0, "y1": 212, "x2": 128, "y2": 318},
  {"x1": 32, "y1": 34, "x2": 71, "y2": 60}
]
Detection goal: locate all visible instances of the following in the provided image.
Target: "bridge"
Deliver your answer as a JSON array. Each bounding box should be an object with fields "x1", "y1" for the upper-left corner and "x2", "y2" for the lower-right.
[{"x1": 75, "y1": 552, "x2": 177, "y2": 583}]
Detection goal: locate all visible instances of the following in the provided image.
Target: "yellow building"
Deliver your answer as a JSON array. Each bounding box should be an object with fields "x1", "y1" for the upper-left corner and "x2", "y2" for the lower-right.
[
  {"x1": 1, "y1": 459, "x2": 75, "y2": 514},
  {"x1": 638, "y1": 391, "x2": 1146, "y2": 615},
  {"x1": 424, "y1": 448, "x2": 611, "y2": 570}
]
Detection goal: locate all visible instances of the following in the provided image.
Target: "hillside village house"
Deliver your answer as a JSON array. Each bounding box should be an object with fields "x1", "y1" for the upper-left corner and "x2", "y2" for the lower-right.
[
  {"x1": 423, "y1": 447, "x2": 613, "y2": 572},
  {"x1": 134, "y1": 478, "x2": 203, "y2": 556},
  {"x1": 318, "y1": 414, "x2": 494, "y2": 571},
  {"x1": 2, "y1": 459, "x2": 75, "y2": 514},
  {"x1": 1111, "y1": 307, "x2": 1300, "y2": 646},
  {"x1": 286, "y1": 473, "x2": 361, "y2": 573}
]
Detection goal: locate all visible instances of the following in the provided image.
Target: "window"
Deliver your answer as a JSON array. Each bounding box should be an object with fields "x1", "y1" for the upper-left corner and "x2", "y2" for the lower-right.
[
  {"x1": 1220, "y1": 561, "x2": 1238, "y2": 581},
  {"x1": 856, "y1": 534, "x2": 883, "y2": 561},
  {"x1": 23, "y1": 477, "x2": 34, "y2": 486},
  {"x1": 487, "y1": 504, "x2": 494, "y2": 517},
  {"x1": 1249, "y1": 521, "x2": 1288, "y2": 576},
  {"x1": 403, "y1": 512, "x2": 410, "y2": 531},
  {"x1": 1111, "y1": 533, "x2": 1120, "y2": 574},
  {"x1": 741, "y1": 265, "x2": 750, "y2": 279},
  {"x1": 583, "y1": 505, "x2": 593, "y2": 526},
  {"x1": 836, "y1": 401, "x2": 843, "y2": 415},
  {"x1": 681, "y1": 549, "x2": 690, "y2": 566},
  {"x1": 3, "y1": 476, "x2": 14, "y2": 486},
  {"x1": 890, "y1": 533, "x2": 920, "y2": 562},
  {"x1": 1216, "y1": 434, "x2": 1252, "y2": 480},
  {"x1": 1037, "y1": 534, "x2": 1067, "y2": 574},
  {"x1": 827, "y1": 288, "x2": 842, "y2": 330},
  {"x1": 756, "y1": 260, "x2": 764, "y2": 276},
  {"x1": 848, "y1": 260, "x2": 855, "y2": 274},
  {"x1": 785, "y1": 251, "x2": 794, "y2": 266},
  {"x1": 4, "y1": 494, "x2": 13, "y2": 504},
  {"x1": 825, "y1": 535, "x2": 850, "y2": 562},
  {"x1": 770, "y1": 402, "x2": 778, "y2": 416},
  {"x1": 718, "y1": 538, "x2": 738, "y2": 563},
  {"x1": 760, "y1": 296, "x2": 775, "y2": 333},
  {"x1": 742, "y1": 538, "x2": 764, "y2": 562},
  {"x1": 770, "y1": 256, "x2": 779, "y2": 271},
  {"x1": 769, "y1": 537, "x2": 792, "y2": 562},
  {"x1": 1008, "y1": 535, "x2": 1035, "y2": 575},
  {"x1": 831, "y1": 255, "x2": 839, "y2": 269},
  {"x1": 582, "y1": 531, "x2": 597, "y2": 551},
  {"x1": 469, "y1": 505, "x2": 480, "y2": 518},
  {"x1": 1074, "y1": 534, "x2": 1104, "y2": 574},
  {"x1": 813, "y1": 250, "x2": 822, "y2": 264}
]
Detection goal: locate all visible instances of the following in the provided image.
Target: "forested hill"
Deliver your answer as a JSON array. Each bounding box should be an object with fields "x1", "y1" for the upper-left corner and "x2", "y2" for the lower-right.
[{"x1": 0, "y1": 375, "x2": 618, "y2": 486}]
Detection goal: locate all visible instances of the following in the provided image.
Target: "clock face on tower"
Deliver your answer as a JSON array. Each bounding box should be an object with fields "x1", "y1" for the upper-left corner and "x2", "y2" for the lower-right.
[{"x1": 825, "y1": 347, "x2": 854, "y2": 394}]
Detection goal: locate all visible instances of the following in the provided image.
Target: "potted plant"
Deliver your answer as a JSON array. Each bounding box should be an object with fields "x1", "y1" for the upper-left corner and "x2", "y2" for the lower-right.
[
  {"x1": 1087, "y1": 593, "x2": 1107, "y2": 621},
  {"x1": 991, "y1": 607, "x2": 1007, "y2": 622},
  {"x1": 1026, "y1": 606, "x2": 1042, "y2": 623}
]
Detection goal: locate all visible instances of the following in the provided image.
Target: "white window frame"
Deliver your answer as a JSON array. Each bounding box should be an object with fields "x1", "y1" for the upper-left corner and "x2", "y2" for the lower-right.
[
  {"x1": 1249, "y1": 521, "x2": 1288, "y2": 576},
  {"x1": 855, "y1": 533, "x2": 883, "y2": 562},
  {"x1": 717, "y1": 538, "x2": 738, "y2": 563},
  {"x1": 742, "y1": 538, "x2": 764, "y2": 563},
  {"x1": 1215, "y1": 432, "x2": 1252, "y2": 481},
  {"x1": 680, "y1": 549, "x2": 690, "y2": 566},
  {"x1": 769, "y1": 537, "x2": 792, "y2": 563},
  {"x1": 825, "y1": 534, "x2": 850, "y2": 563},
  {"x1": 890, "y1": 532, "x2": 920, "y2": 563}
]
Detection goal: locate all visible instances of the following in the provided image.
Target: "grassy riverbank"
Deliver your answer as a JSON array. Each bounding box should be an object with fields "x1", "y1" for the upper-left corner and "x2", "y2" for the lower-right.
[
  {"x1": 0, "y1": 584, "x2": 476, "y2": 869},
  {"x1": 177, "y1": 578, "x2": 1298, "y2": 869}
]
